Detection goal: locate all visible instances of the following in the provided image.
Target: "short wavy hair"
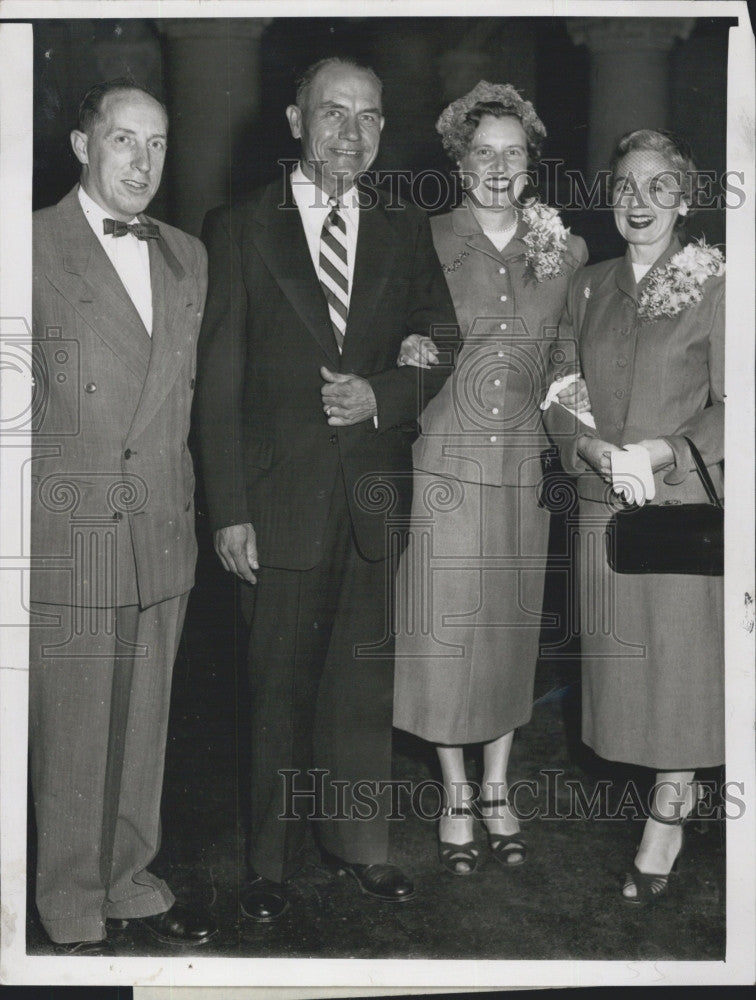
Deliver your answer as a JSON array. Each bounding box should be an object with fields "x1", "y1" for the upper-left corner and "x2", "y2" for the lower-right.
[
  {"x1": 77, "y1": 77, "x2": 166, "y2": 135},
  {"x1": 436, "y1": 81, "x2": 547, "y2": 163},
  {"x1": 295, "y1": 57, "x2": 383, "y2": 111},
  {"x1": 609, "y1": 129, "x2": 698, "y2": 224}
]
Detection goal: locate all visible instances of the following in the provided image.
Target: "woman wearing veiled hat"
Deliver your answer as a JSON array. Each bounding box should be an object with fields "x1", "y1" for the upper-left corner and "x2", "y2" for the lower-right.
[{"x1": 393, "y1": 82, "x2": 588, "y2": 875}]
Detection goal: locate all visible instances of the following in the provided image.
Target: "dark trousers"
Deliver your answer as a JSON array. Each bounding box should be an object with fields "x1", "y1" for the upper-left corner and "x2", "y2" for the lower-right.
[
  {"x1": 241, "y1": 480, "x2": 396, "y2": 883},
  {"x1": 29, "y1": 595, "x2": 187, "y2": 943}
]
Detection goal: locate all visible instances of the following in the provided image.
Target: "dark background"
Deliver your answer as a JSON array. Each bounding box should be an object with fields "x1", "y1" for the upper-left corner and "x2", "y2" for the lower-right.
[{"x1": 32, "y1": 16, "x2": 732, "y2": 261}]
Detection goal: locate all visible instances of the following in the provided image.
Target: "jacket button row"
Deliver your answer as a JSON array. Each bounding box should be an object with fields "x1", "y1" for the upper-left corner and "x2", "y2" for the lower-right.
[
  {"x1": 85, "y1": 382, "x2": 97, "y2": 393},
  {"x1": 498, "y1": 266, "x2": 506, "y2": 274},
  {"x1": 617, "y1": 356, "x2": 628, "y2": 367},
  {"x1": 124, "y1": 448, "x2": 132, "y2": 459},
  {"x1": 329, "y1": 434, "x2": 338, "y2": 445},
  {"x1": 615, "y1": 389, "x2": 625, "y2": 399}
]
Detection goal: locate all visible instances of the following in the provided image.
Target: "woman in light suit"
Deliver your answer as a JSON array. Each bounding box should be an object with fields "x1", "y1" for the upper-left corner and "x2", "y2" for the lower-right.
[
  {"x1": 543, "y1": 130, "x2": 724, "y2": 906},
  {"x1": 393, "y1": 81, "x2": 587, "y2": 875}
]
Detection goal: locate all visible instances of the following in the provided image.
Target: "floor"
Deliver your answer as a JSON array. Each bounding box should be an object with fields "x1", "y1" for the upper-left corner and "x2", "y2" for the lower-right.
[{"x1": 25, "y1": 517, "x2": 726, "y2": 965}]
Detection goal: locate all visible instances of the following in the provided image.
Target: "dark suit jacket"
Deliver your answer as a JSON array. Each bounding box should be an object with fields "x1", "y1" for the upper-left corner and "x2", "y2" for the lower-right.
[
  {"x1": 196, "y1": 176, "x2": 458, "y2": 569},
  {"x1": 31, "y1": 187, "x2": 208, "y2": 608}
]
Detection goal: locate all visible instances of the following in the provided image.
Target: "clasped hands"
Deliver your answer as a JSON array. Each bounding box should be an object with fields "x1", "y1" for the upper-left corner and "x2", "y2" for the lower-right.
[
  {"x1": 320, "y1": 366, "x2": 377, "y2": 425},
  {"x1": 577, "y1": 436, "x2": 674, "y2": 483}
]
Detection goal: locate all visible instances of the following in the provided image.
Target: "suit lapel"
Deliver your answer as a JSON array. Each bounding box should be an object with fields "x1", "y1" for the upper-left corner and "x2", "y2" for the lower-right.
[
  {"x1": 342, "y1": 197, "x2": 395, "y2": 361},
  {"x1": 250, "y1": 181, "x2": 341, "y2": 367},
  {"x1": 126, "y1": 226, "x2": 192, "y2": 442},
  {"x1": 49, "y1": 189, "x2": 151, "y2": 382},
  {"x1": 616, "y1": 236, "x2": 682, "y2": 302}
]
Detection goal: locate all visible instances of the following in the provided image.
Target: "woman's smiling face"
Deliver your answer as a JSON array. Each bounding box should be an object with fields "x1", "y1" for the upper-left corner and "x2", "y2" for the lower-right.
[
  {"x1": 612, "y1": 148, "x2": 687, "y2": 257},
  {"x1": 459, "y1": 114, "x2": 529, "y2": 211}
]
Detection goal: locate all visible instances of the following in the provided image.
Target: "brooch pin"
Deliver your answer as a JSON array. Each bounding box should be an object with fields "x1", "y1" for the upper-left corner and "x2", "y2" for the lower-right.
[{"x1": 443, "y1": 249, "x2": 470, "y2": 273}]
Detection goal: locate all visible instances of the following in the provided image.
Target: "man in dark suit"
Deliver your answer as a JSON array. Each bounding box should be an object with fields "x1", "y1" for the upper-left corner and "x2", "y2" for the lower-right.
[
  {"x1": 196, "y1": 57, "x2": 458, "y2": 921},
  {"x1": 30, "y1": 79, "x2": 216, "y2": 953}
]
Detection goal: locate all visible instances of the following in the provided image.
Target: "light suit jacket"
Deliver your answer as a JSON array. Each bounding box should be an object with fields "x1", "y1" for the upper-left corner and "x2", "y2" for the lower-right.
[
  {"x1": 543, "y1": 237, "x2": 725, "y2": 505},
  {"x1": 414, "y1": 202, "x2": 588, "y2": 487},
  {"x1": 31, "y1": 187, "x2": 208, "y2": 608}
]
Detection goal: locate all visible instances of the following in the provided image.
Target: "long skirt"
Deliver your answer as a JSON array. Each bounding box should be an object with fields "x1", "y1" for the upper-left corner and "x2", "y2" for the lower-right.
[
  {"x1": 577, "y1": 498, "x2": 724, "y2": 770},
  {"x1": 393, "y1": 471, "x2": 551, "y2": 745}
]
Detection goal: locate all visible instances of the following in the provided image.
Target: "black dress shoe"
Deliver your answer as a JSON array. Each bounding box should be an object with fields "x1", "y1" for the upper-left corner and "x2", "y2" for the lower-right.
[
  {"x1": 53, "y1": 939, "x2": 115, "y2": 957},
  {"x1": 129, "y1": 902, "x2": 218, "y2": 945},
  {"x1": 329, "y1": 859, "x2": 415, "y2": 901},
  {"x1": 240, "y1": 874, "x2": 289, "y2": 923}
]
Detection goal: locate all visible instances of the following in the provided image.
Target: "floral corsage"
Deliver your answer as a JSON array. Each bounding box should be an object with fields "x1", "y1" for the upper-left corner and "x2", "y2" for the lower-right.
[
  {"x1": 521, "y1": 202, "x2": 570, "y2": 281},
  {"x1": 637, "y1": 239, "x2": 725, "y2": 322}
]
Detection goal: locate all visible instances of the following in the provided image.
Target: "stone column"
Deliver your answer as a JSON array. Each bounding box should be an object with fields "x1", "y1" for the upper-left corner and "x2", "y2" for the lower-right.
[
  {"x1": 567, "y1": 17, "x2": 695, "y2": 174},
  {"x1": 159, "y1": 19, "x2": 270, "y2": 236}
]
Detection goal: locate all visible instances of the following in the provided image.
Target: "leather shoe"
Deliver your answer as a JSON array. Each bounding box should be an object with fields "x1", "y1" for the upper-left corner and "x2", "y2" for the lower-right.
[
  {"x1": 110, "y1": 902, "x2": 218, "y2": 946},
  {"x1": 240, "y1": 874, "x2": 289, "y2": 923},
  {"x1": 53, "y1": 939, "x2": 115, "y2": 957},
  {"x1": 329, "y1": 858, "x2": 415, "y2": 902}
]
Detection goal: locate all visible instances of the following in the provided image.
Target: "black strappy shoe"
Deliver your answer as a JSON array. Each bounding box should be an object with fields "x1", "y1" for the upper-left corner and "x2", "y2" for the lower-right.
[
  {"x1": 438, "y1": 806, "x2": 481, "y2": 876},
  {"x1": 621, "y1": 793, "x2": 696, "y2": 907},
  {"x1": 478, "y1": 797, "x2": 527, "y2": 868}
]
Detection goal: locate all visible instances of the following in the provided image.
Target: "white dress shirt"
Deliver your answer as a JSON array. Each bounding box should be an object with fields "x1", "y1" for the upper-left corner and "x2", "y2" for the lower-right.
[
  {"x1": 78, "y1": 185, "x2": 153, "y2": 336},
  {"x1": 289, "y1": 164, "x2": 360, "y2": 301},
  {"x1": 290, "y1": 165, "x2": 379, "y2": 425}
]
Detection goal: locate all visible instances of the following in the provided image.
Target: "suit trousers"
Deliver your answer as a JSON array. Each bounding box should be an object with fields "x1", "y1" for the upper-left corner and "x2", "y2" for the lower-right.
[
  {"x1": 28, "y1": 593, "x2": 188, "y2": 943},
  {"x1": 240, "y1": 476, "x2": 396, "y2": 883}
]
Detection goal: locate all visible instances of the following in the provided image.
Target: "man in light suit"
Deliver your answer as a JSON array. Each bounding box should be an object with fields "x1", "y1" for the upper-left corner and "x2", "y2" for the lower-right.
[
  {"x1": 196, "y1": 57, "x2": 458, "y2": 922},
  {"x1": 30, "y1": 79, "x2": 216, "y2": 954}
]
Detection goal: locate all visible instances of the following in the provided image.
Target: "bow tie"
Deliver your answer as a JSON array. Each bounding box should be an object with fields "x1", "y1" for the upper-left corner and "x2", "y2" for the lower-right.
[{"x1": 103, "y1": 218, "x2": 160, "y2": 240}]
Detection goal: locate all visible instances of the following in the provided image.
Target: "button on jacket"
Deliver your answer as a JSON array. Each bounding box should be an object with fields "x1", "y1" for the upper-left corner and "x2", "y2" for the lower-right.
[
  {"x1": 545, "y1": 236, "x2": 725, "y2": 506},
  {"x1": 413, "y1": 202, "x2": 588, "y2": 487}
]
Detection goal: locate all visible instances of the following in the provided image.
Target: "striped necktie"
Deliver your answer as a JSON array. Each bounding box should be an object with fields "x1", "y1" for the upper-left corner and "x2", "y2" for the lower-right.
[{"x1": 319, "y1": 197, "x2": 349, "y2": 352}]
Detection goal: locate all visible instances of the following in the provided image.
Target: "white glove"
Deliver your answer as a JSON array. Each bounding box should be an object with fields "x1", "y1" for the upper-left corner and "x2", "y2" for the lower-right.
[{"x1": 540, "y1": 372, "x2": 597, "y2": 429}]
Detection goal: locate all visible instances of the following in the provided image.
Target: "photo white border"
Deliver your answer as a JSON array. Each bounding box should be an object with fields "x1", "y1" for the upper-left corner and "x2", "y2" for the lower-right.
[{"x1": 1, "y1": 0, "x2": 754, "y2": 988}]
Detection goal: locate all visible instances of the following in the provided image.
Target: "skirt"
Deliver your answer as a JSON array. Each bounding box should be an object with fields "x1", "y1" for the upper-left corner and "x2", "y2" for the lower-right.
[
  {"x1": 576, "y1": 498, "x2": 724, "y2": 770},
  {"x1": 393, "y1": 471, "x2": 551, "y2": 745}
]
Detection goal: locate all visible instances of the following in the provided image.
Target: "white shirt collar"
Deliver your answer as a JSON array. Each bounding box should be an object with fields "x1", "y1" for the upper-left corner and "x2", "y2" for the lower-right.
[
  {"x1": 290, "y1": 164, "x2": 360, "y2": 228},
  {"x1": 77, "y1": 184, "x2": 140, "y2": 233}
]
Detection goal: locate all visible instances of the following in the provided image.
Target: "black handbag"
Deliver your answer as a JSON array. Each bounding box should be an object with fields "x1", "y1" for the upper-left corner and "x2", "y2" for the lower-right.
[{"x1": 606, "y1": 437, "x2": 723, "y2": 576}]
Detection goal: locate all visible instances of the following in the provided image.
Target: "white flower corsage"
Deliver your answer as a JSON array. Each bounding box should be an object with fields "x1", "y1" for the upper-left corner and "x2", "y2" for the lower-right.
[
  {"x1": 637, "y1": 239, "x2": 725, "y2": 322},
  {"x1": 521, "y1": 202, "x2": 571, "y2": 281}
]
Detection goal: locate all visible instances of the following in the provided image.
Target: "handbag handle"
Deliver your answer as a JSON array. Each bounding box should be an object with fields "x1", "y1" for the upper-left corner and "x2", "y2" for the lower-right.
[{"x1": 684, "y1": 436, "x2": 723, "y2": 509}]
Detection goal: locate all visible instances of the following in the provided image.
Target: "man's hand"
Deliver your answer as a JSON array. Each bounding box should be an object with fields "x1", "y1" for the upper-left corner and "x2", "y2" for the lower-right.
[
  {"x1": 555, "y1": 375, "x2": 591, "y2": 414},
  {"x1": 397, "y1": 334, "x2": 439, "y2": 369},
  {"x1": 214, "y1": 523, "x2": 259, "y2": 584},
  {"x1": 321, "y1": 367, "x2": 378, "y2": 425},
  {"x1": 577, "y1": 436, "x2": 623, "y2": 483}
]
